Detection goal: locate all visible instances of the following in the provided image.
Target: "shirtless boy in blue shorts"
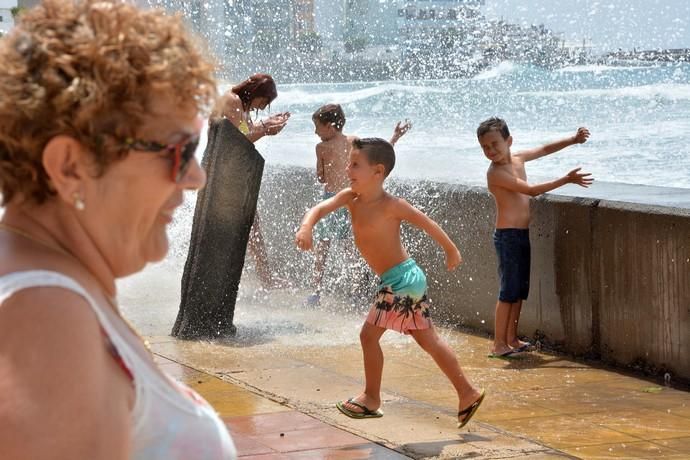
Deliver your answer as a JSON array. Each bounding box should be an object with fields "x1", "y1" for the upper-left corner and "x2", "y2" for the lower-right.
[
  {"x1": 296, "y1": 138, "x2": 484, "y2": 428},
  {"x1": 477, "y1": 117, "x2": 592, "y2": 357},
  {"x1": 307, "y1": 104, "x2": 410, "y2": 305}
]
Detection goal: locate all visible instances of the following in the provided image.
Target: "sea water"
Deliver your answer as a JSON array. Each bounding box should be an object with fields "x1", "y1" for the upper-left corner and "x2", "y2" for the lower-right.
[{"x1": 249, "y1": 61, "x2": 690, "y2": 190}]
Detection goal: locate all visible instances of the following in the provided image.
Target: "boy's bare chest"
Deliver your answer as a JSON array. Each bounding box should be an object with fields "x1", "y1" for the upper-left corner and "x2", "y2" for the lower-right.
[
  {"x1": 510, "y1": 161, "x2": 527, "y2": 180},
  {"x1": 492, "y1": 161, "x2": 526, "y2": 181},
  {"x1": 351, "y1": 204, "x2": 389, "y2": 231}
]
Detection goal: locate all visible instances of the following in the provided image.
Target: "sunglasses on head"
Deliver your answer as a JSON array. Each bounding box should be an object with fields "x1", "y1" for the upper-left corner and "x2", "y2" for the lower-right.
[{"x1": 120, "y1": 134, "x2": 200, "y2": 182}]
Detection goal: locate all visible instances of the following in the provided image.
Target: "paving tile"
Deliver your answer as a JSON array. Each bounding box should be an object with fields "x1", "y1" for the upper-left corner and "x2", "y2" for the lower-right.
[
  {"x1": 401, "y1": 432, "x2": 557, "y2": 459},
  {"x1": 271, "y1": 443, "x2": 409, "y2": 459},
  {"x1": 237, "y1": 453, "x2": 288, "y2": 459},
  {"x1": 152, "y1": 353, "x2": 176, "y2": 365},
  {"x1": 146, "y1": 335, "x2": 177, "y2": 345},
  {"x1": 230, "y1": 432, "x2": 276, "y2": 456},
  {"x1": 143, "y1": 304, "x2": 690, "y2": 459},
  {"x1": 318, "y1": 401, "x2": 495, "y2": 446},
  {"x1": 560, "y1": 440, "x2": 684, "y2": 459},
  {"x1": 252, "y1": 425, "x2": 366, "y2": 453},
  {"x1": 235, "y1": 365, "x2": 400, "y2": 407},
  {"x1": 225, "y1": 412, "x2": 326, "y2": 436},
  {"x1": 207, "y1": 389, "x2": 289, "y2": 417},
  {"x1": 495, "y1": 414, "x2": 640, "y2": 448},
  {"x1": 467, "y1": 433, "x2": 568, "y2": 459},
  {"x1": 158, "y1": 361, "x2": 214, "y2": 383},
  {"x1": 651, "y1": 436, "x2": 690, "y2": 454},
  {"x1": 188, "y1": 375, "x2": 247, "y2": 395},
  {"x1": 470, "y1": 393, "x2": 561, "y2": 423},
  {"x1": 593, "y1": 408, "x2": 690, "y2": 441},
  {"x1": 514, "y1": 384, "x2": 656, "y2": 416}
]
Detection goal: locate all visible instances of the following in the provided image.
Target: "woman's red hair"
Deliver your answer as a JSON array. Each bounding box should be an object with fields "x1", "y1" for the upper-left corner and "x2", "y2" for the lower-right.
[{"x1": 231, "y1": 73, "x2": 277, "y2": 110}]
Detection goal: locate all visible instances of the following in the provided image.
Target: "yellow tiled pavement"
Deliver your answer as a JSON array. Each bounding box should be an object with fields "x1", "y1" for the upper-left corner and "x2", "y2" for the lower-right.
[
  {"x1": 121, "y1": 272, "x2": 690, "y2": 459},
  {"x1": 144, "y1": 328, "x2": 690, "y2": 459}
]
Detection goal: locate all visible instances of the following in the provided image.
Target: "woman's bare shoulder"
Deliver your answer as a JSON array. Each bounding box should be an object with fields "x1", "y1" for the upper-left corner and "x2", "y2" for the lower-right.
[
  {"x1": 0, "y1": 286, "x2": 105, "y2": 359},
  {"x1": 0, "y1": 286, "x2": 131, "y2": 455}
]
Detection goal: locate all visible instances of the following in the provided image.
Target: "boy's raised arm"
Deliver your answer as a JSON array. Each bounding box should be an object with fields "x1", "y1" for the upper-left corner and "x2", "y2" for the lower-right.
[
  {"x1": 489, "y1": 166, "x2": 594, "y2": 197},
  {"x1": 516, "y1": 127, "x2": 590, "y2": 162},
  {"x1": 296, "y1": 189, "x2": 355, "y2": 251},
  {"x1": 390, "y1": 119, "x2": 412, "y2": 146},
  {"x1": 396, "y1": 199, "x2": 462, "y2": 270}
]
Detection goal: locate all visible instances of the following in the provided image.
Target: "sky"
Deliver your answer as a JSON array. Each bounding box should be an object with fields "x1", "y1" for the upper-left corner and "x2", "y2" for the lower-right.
[{"x1": 483, "y1": 0, "x2": 690, "y2": 51}]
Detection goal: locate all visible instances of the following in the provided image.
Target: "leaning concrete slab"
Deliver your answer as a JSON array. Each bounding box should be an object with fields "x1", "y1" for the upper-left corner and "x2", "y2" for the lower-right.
[{"x1": 172, "y1": 119, "x2": 264, "y2": 339}]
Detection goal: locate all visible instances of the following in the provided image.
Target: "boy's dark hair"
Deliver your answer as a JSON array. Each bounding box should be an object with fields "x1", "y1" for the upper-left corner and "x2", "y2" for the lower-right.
[
  {"x1": 352, "y1": 137, "x2": 395, "y2": 177},
  {"x1": 312, "y1": 103, "x2": 346, "y2": 130},
  {"x1": 477, "y1": 117, "x2": 510, "y2": 140}
]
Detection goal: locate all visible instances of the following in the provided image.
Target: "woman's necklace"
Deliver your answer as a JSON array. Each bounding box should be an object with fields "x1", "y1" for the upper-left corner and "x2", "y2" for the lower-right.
[{"x1": 0, "y1": 221, "x2": 153, "y2": 356}]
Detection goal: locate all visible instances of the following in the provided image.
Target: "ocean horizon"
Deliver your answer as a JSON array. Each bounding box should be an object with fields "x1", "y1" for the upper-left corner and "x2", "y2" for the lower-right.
[{"x1": 220, "y1": 61, "x2": 690, "y2": 193}]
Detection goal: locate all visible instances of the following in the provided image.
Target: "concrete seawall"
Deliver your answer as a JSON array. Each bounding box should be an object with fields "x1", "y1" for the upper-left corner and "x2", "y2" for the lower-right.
[{"x1": 256, "y1": 166, "x2": 690, "y2": 382}]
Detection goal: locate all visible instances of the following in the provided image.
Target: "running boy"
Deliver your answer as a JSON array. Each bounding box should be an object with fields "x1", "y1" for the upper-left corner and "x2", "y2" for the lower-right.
[
  {"x1": 296, "y1": 138, "x2": 484, "y2": 428},
  {"x1": 307, "y1": 103, "x2": 411, "y2": 305},
  {"x1": 477, "y1": 118, "x2": 592, "y2": 357}
]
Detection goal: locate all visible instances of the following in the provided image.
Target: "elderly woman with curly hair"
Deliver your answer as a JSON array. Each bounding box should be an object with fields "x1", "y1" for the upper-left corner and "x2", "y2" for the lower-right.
[{"x1": 0, "y1": 0, "x2": 235, "y2": 458}]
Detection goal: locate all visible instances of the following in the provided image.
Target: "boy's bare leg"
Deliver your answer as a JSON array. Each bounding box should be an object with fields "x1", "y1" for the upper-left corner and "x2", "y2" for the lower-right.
[
  {"x1": 312, "y1": 239, "x2": 330, "y2": 293},
  {"x1": 341, "y1": 322, "x2": 386, "y2": 412},
  {"x1": 410, "y1": 326, "x2": 483, "y2": 413},
  {"x1": 247, "y1": 220, "x2": 274, "y2": 288},
  {"x1": 492, "y1": 300, "x2": 513, "y2": 355},
  {"x1": 506, "y1": 300, "x2": 530, "y2": 348}
]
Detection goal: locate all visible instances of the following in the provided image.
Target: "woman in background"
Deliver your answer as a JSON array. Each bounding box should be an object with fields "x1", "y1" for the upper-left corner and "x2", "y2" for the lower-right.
[{"x1": 211, "y1": 74, "x2": 290, "y2": 288}]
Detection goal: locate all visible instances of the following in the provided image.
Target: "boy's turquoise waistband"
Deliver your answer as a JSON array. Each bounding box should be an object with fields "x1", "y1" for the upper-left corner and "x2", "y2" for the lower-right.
[{"x1": 380, "y1": 258, "x2": 417, "y2": 283}]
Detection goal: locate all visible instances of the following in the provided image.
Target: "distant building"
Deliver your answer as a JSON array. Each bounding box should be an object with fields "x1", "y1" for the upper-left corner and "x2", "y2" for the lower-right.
[
  {"x1": 397, "y1": 0, "x2": 484, "y2": 46},
  {"x1": 0, "y1": 0, "x2": 17, "y2": 35},
  {"x1": 250, "y1": 0, "x2": 293, "y2": 56},
  {"x1": 293, "y1": 0, "x2": 314, "y2": 37},
  {"x1": 313, "y1": 0, "x2": 344, "y2": 51},
  {"x1": 343, "y1": 0, "x2": 368, "y2": 52}
]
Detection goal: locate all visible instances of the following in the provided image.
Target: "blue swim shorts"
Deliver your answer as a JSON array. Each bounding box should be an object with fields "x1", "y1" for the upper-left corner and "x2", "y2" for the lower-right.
[
  {"x1": 366, "y1": 258, "x2": 432, "y2": 334},
  {"x1": 493, "y1": 228, "x2": 531, "y2": 303},
  {"x1": 313, "y1": 191, "x2": 350, "y2": 241}
]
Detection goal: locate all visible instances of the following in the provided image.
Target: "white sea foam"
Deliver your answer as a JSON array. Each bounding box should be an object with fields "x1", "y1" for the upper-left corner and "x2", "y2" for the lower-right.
[
  {"x1": 518, "y1": 83, "x2": 690, "y2": 101},
  {"x1": 473, "y1": 61, "x2": 518, "y2": 80},
  {"x1": 556, "y1": 64, "x2": 656, "y2": 73},
  {"x1": 217, "y1": 64, "x2": 690, "y2": 190},
  {"x1": 279, "y1": 83, "x2": 451, "y2": 106}
]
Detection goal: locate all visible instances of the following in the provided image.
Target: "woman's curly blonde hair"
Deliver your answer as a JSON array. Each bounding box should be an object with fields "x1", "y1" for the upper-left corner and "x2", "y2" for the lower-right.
[{"x1": 0, "y1": 0, "x2": 217, "y2": 205}]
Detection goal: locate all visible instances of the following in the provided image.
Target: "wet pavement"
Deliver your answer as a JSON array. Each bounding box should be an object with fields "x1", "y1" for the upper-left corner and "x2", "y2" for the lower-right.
[{"x1": 120, "y1": 265, "x2": 690, "y2": 459}]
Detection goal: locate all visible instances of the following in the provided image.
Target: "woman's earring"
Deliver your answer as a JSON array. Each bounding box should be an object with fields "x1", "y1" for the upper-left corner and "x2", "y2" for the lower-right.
[{"x1": 73, "y1": 192, "x2": 85, "y2": 211}]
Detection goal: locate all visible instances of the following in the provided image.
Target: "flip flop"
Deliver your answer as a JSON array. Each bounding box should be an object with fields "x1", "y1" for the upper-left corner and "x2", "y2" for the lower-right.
[
  {"x1": 487, "y1": 349, "x2": 516, "y2": 359},
  {"x1": 513, "y1": 343, "x2": 534, "y2": 353},
  {"x1": 457, "y1": 389, "x2": 486, "y2": 429},
  {"x1": 336, "y1": 398, "x2": 383, "y2": 419}
]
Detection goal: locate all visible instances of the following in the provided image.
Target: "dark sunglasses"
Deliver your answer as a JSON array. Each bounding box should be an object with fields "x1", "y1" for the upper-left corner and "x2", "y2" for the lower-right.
[{"x1": 120, "y1": 134, "x2": 200, "y2": 182}]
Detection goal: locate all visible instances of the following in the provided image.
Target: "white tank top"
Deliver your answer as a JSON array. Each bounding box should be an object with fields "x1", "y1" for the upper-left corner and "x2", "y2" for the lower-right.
[{"x1": 0, "y1": 270, "x2": 237, "y2": 460}]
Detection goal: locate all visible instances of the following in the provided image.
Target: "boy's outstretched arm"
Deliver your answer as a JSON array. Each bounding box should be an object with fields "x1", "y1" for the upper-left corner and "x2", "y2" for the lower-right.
[
  {"x1": 489, "y1": 166, "x2": 594, "y2": 197},
  {"x1": 390, "y1": 119, "x2": 412, "y2": 146},
  {"x1": 395, "y1": 198, "x2": 462, "y2": 270},
  {"x1": 295, "y1": 189, "x2": 355, "y2": 251},
  {"x1": 517, "y1": 127, "x2": 590, "y2": 162}
]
